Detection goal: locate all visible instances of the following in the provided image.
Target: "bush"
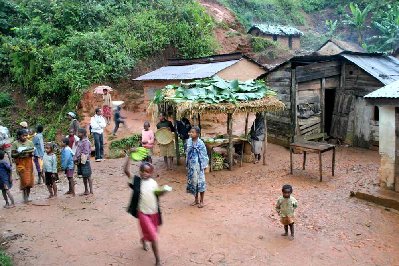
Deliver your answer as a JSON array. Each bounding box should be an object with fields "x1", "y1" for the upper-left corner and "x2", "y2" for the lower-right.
[
  {"x1": 0, "y1": 0, "x2": 216, "y2": 140},
  {"x1": 0, "y1": 92, "x2": 13, "y2": 108},
  {"x1": 250, "y1": 36, "x2": 277, "y2": 52},
  {"x1": 0, "y1": 250, "x2": 12, "y2": 266}
]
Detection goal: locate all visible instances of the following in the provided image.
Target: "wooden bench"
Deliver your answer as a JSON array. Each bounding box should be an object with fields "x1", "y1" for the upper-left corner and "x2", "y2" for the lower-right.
[{"x1": 290, "y1": 141, "x2": 336, "y2": 181}]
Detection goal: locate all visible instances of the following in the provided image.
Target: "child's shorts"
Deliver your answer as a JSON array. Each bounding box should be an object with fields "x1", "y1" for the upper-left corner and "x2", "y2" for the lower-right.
[
  {"x1": 65, "y1": 169, "x2": 74, "y2": 178},
  {"x1": 280, "y1": 216, "x2": 295, "y2": 225},
  {"x1": 45, "y1": 172, "x2": 59, "y2": 186}
]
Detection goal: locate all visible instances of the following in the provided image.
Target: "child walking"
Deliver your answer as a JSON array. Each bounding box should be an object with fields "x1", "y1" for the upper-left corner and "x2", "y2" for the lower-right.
[
  {"x1": 141, "y1": 121, "x2": 155, "y2": 163},
  {"x1": 74, "y1": 128, "x2": 93, "y2": 195},
  {"x1": 43, "y1": 143, "x2": 58, "y2": 198},
  {"x1": 61, "y1": 138, "x2": 75, "y2": 196},
  {"x1": 0, "y1": 150, "x2": 15, "y2": 208},
  {"x1": 124, "y1": 156, "x2": 164, "y2": 266},
  {"x1": 275, "y1": 184, "x2": 298, "y2": 239}
]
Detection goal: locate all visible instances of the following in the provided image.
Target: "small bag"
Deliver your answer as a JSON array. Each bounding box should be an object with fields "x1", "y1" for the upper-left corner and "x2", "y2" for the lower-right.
[{"x1": 80, "y1": 154, "x2": 88, "y2": 165}]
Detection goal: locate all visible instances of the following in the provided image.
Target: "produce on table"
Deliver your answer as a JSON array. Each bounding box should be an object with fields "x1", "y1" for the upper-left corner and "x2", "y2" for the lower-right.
[
  {"x1": 130, "y1": 147, "x2": 149, "y2": 161},
  {"x1": 212, "y1": 152, "x2": 224, "y2": 171}
]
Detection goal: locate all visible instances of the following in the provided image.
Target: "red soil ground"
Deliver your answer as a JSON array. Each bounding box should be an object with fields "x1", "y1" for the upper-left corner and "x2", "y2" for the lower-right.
[{"x1": 1, "y1": 140, "x2": 398, "y2": 265}]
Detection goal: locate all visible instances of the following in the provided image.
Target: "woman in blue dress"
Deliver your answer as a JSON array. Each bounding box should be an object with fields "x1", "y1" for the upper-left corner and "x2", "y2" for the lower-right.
[{"x1": 186, "y1": 126, "x2": 209, "y2": 208}]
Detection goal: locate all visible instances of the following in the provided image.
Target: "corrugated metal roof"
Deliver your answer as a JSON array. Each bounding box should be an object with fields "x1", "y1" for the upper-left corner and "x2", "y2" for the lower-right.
[
  {"x1": 134, "y1": 60, "x2": 239, "y2": 81},
  {"x1": 365, "y1": 80, "x2": 399, "y2": 98},
  {"x1": 249, "y1": 24, "x2": 303, "y2": 36},
  {"x1": 342, "y1": 54, "x2": 399, "y2": 85}
]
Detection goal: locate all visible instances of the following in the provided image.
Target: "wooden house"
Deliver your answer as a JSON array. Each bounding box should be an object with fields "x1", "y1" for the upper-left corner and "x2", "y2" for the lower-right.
[
  {"x1": 134, "y1": 53, "x2": 266, "y2": 106},
  {"x1": 316, "y1": 38, "x2": 365, "y2": 56},
  {"x1": 248, "y1": 24, "x2": 303, "y2": 50},
  {"x1": 262, "y1": 52, "x2": 399, "y2": 148},
  {"x1": 365, "y1": 80, "x2": 399, "y2": 192}
]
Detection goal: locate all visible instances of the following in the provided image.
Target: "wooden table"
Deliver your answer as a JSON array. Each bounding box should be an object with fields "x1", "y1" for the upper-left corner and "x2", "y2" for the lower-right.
[
  {"x1": 289, "y1": 141, "x2": 336, "y2": 181},
  {"x1": 205, "y1": 138, "x2": 248, "y2": 172}
]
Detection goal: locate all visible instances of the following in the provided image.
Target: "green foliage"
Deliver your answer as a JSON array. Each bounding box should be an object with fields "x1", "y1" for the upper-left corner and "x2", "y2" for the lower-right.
[
  {"x1": 0, "y1": 0, "x2": 216, "y2": 140},
  {"x1": 368, "y1": 4, "x2": 399, "y2": 52},
  {"x1": 325, "y1": 20, "x2": 339, "y2": 38},
  {"x1": 250, "y1": 36, "x2": 277, "y2": 52},
  {"x1": 0, "y1": 92, "x2": 13, "y2": 108},
  {"x1": 344, "y1": 3, "x2": 373, "y2": 44},
  {"x1": 156, "y1": 76, "x2": 276, "y2": 104},
  {"x1": 110, "y1": 134, "x2": 142, "y2": 150},
  {"x1": 0, "y1": 250, "x2": 12, "y2": 266},
  {"x1": 218, "y1": 0, "x2": 305, "y2": 27}
]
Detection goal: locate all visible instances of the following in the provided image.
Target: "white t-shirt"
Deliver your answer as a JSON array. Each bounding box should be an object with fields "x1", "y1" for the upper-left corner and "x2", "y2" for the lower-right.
[{"x1": 139, "y1": 178, "x2": 159, "y2": 214}]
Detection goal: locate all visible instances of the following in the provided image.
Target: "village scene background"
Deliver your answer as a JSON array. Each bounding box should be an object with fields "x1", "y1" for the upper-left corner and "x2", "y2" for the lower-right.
[{"x1": 0, "y1": 0, "x2": 398, "y2": 265}]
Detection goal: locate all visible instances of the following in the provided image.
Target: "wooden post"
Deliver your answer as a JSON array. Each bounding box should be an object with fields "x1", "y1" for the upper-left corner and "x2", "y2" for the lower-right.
[
  {"x1": 173, "y1": 110, "x2": 180, "y2": 165},
  {"x1": 332, "y1": 147, "x2": 335, "y2": 176},
  {"x1": 319, "y1": 151, "x2": 323, "y2": 182},
  {"x1": 290, "y1": 67, "x2": 297, "y2": 143},
  {"x1": 240, "y1": 113, "x2": 249, "y2": 167},
  {"x1": 321, "y1": 78, "x2": 326, "y2": 137},
  {"x1": 303, "y1": 151, "x2": 306, "y2": 170},
  {"x1": 262, "y1": 112, "x2": 267, "y2": 165},
  {"x1": 198, "y1": 113, "x2": 201, "y2": 133},
  {"x1": 227, "y1": 113, "x2": 233, "y2": 170},
  {"x1": 290, "y1": 146, "x2": 293, "y2": 174}
]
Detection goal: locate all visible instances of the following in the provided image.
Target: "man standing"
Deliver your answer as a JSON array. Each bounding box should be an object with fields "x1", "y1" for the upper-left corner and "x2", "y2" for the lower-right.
[
  {"x1": 112, "y1": 105, "x2": 126, "y2": 136},
  {"x1": 90, "y1": 108, "x2": 106, "y2": 162},
  {"x1": 32, "y1": 125, "x2": 45, "y2": 184},
  {"x1": 249, "y1": 113, "x2": 265, "y2": 164}
]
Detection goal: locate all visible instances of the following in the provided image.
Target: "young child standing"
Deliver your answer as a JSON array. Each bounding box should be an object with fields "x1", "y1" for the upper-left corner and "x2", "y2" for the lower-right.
[
  {"x1": 0, "y1": 150, "x2": 15, "y2": 208},
  {"x1": 66, "y1": 128, "x2": 79, "y2": 154},
  {"x1": 61, "y1": 138, "x2": 75, "y2": 196},
  {"x1": 43, "y1": 143, "x2": 58, "y2": 198},
  {"x1": 124, "y1": 157, "x2": 164, "y2": 266},
  {"x1": 32, "y1": 125, "x2": 44, "y2": 184},
  {"x1": 74, "y1": 128, "x2": 93, "y2": 195},
  {"x1": 141, "y1": 121, "x2": 155, "y2": 163},
  {"x1": 275, "y1": 184, "x2": 298, "y2": 239}
]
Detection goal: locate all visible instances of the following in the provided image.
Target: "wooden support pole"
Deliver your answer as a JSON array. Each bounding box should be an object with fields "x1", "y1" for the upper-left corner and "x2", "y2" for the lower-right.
[
  {"x1": 262, "y1": 112, "x2": 267, "y2": 165},
  {"x1": 173, "y1": 110, "x2": 180, "y2": 165},
  {"x1": 240, "y1": 113, "x2": 249, "y2": 167},
  {"x1": 321, "y1": 78, "x2": 326, "y2": 137},
  {"x1": 198, "y1": 113, "x2": 201, "y2": 131},
  {"x1": 227, "y1": 113, "x2": 233, "y2": 170},
  {"x1": 290, "y1": 68, "x2": 297, "y2": 143},
  {"x1": 319, "y1": 151, "x2": 323, "y2": 182}
]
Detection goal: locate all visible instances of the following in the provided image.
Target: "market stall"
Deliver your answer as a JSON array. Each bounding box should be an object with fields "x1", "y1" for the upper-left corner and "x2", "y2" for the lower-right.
[{"x1": 150, "y1": 76, "x2": 285, "y2": 170}]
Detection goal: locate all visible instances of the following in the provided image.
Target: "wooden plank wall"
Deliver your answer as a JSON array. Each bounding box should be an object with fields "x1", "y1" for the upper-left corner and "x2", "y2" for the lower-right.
[
  {"x1": 265, "y1": 63, "x2": 292, "y2": 145},
  {"x1": 332, "y1": 62, "x2": 383, "y2": 147}
]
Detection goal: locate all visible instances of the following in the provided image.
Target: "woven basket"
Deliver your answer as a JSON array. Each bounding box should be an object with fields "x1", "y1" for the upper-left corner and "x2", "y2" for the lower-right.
[
  {"x1": 155, "y1": 128, "x2": 174, "y2": 145},
  {"x1": 242, "y1": 154, "x2": 254, "y2": 163}
]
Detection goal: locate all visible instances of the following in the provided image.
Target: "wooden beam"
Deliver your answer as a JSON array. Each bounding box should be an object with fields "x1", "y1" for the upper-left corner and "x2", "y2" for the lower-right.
[
  {"x1": 290, "y1": 68, "x2": 297, "y2": 142},
  {"x1": 227, "y1": 113, "x2": 233, "y2": 170},
  {"x1": 240, "y1": 113, "x2": 249, "y2": 167},
  {"x1": 173, "y1": 110, "x2": 180, "y2": 165},
  {"x1": 263, "y1": 112, "x2": 268, "y2": 165}
]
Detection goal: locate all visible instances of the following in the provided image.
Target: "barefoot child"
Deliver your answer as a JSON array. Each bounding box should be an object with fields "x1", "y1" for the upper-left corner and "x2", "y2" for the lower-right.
[
  {"x1": 124, "y1": 157, "x2": 165, "y2": 266},
  {"x1": 141, "y1": 121, "x2": 155, "y2": 163},
  {"x1": 0, "y1": 150, "x2": 15, "y2": 208},
  {"x1": 61, "y1": 138, "x2": 75, "y2": 196},
  {"x1": 276, "y1": 184, "x2": 297, "y2": 239},
  {"x1": 74, "y1": 128, "x2": 93, "y2": 195},
  {"x1": 43, "y1": 143, "x2": 58, "y2": 198}
]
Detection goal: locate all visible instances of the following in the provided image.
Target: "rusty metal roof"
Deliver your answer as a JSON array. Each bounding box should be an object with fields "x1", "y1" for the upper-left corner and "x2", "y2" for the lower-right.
[
  {"x1": 134, "y1": 59, "x2": 239, "y2": 81},
  {"x1": 365, "y1": 80, "x2": 399, "y2": 99},
  {"x1": 249, "y1": 24, "x2": 303, "y2": 36},
  {"x1": 341, "y1": 54, "x2": 399, "y2": 85}
]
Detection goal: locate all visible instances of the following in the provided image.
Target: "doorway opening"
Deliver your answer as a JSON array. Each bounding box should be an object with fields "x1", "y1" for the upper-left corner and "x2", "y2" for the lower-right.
[{"x1": 324, "y1": 88, "x2": 336, "y2": 135}]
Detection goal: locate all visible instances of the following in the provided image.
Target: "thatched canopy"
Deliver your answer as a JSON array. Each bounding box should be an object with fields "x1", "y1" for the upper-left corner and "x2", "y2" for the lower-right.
[{"x1": 164, "y1": 96, "x2": 285, "y2": 117}]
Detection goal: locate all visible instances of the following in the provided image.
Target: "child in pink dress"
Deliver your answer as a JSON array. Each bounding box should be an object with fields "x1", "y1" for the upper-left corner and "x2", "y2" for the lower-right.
[{"x1": 141, "y1": 121, "x2": 155, "y2": 163}]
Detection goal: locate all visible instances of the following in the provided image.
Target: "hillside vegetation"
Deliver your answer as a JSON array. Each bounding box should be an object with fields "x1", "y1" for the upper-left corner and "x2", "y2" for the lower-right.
[
  {"x1": 0, "y1": 0, "x2": 216, "y2": 138},
  {"x1": 217, "y1": 0, "x2": 398, "y2": 52}
]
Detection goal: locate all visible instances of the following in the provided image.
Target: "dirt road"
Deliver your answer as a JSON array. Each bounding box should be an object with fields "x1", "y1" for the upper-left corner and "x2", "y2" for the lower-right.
[{"x1": 1, "y1": 144, "x2": 398, "y2": 266}]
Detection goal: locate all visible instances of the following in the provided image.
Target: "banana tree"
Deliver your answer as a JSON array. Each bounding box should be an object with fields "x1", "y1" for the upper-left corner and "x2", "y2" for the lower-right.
[{"x1": 344, "y1": 3, "x2": 373, "y2": 45}]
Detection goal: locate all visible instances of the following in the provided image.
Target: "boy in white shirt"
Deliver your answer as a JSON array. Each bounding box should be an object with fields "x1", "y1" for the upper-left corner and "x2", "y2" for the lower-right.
[{"x1": 90, "y1": 108, "x2": 106, "y2": 162}]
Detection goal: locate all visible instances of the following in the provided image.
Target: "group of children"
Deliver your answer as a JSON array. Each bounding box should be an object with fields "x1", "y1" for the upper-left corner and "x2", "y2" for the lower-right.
[{"x1": 0, "y1": 124, "x2": 94, "y2": 208}]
